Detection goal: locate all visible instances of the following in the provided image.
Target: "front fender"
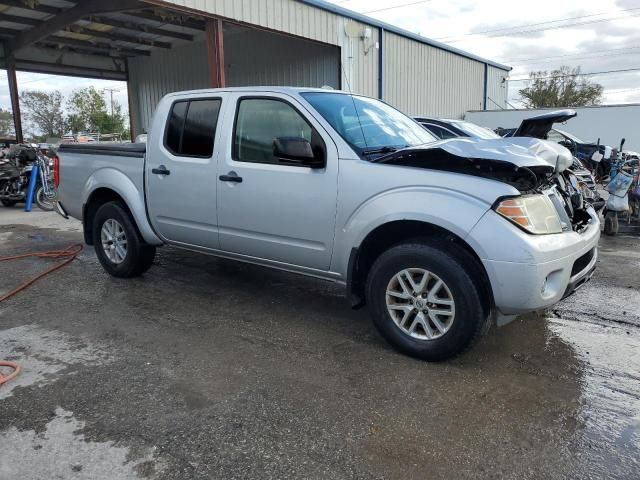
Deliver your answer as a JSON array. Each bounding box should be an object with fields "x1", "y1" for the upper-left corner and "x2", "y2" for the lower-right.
[
  {"x1": 83, "y1": 168, "x2": 162, "y2": 245},
  {"x1": 332, "y1": 186, "x2": 491, "y2": 275}
]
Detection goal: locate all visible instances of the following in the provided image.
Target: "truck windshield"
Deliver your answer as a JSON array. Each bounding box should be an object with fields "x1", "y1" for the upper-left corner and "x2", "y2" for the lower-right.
[{"x1": 301, "y1": 92, "x2": 436, "y2": 159}]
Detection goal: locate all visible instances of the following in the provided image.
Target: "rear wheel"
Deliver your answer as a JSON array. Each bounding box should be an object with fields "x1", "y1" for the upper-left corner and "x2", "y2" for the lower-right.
[
  {"x1": 92, "y1": 201, "x2": 156, "y2": 278},
  {"x1": 35, "y1": 186, "x2": 55, "y2": 211},
  {"x1": 366, "y1": 241, "x2": 488, "y2": 361}
]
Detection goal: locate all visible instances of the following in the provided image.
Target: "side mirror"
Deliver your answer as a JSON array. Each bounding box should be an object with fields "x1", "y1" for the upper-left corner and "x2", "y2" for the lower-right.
[{"x1": 273, "y1": 137, "x2": 324, "y2": 168}]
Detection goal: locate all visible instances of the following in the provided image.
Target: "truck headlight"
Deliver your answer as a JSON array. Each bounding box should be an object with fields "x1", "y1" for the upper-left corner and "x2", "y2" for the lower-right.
[{"x1": 494, "y1": 195, "x2": 563, "y2": 234}]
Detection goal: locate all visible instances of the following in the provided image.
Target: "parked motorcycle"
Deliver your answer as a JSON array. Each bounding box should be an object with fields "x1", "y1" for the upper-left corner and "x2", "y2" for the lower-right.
[{"x1": 0, "y1": 144, "x2": 57, "y2": 211}]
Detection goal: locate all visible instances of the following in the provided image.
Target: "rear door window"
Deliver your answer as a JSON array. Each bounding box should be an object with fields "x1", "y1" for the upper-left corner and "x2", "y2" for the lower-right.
[{"x1": 165, "y1": 99, "x2": 222, "y2": 157}]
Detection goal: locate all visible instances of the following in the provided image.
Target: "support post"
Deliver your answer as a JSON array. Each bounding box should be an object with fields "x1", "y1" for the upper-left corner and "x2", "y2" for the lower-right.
[
  {"x1": 206, "y1": 18, "x2": 225, "y2": 88},
  {"x1": 483, "y1": 63, "x2": 488, "y2": 111},
  {"x1": 124, "y1": 57, "x2": 137, "y2": 141},
  {"x1": 378, "y1": 27, "x2": 384, "y2": 100},
  {"x1": 6, "y1": 62, "x2": 23, "y2": 143}
]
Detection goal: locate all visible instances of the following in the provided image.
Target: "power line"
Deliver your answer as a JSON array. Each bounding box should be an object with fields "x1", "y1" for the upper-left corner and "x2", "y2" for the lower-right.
[
  {"x1": 502, "y1": 45, "x2": 640, "y2": 64},
  {"x1": 509, "y1": 67, "x2": 640, "y2": 82},
  {"x1": 605, "y1": 87, "x2": 640, "y2": 94},
  {"x1": 511, "y1": 50, "x2": 640, "y2": 68},
  {"x1": 362, "y1": 0, "x2": 432, "y2": 14},
  {"x1": 436, "y1": 7, "x2": 640, "y2": 42}
]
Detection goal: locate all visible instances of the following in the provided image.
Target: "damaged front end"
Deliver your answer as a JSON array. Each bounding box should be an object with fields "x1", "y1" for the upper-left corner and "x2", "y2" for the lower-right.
[{"x1": 375, "y1": 137, "x2": 593, "y2": 233}]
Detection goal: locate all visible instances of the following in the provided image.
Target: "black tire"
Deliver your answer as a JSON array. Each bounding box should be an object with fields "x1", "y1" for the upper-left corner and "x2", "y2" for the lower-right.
[
  {"x1": 604, "y1": 212, "x2": 618, "y2": 236},
  {"x1": 366, "y1": 241, "x2": 488, "y2": 361},
  {"x1": 35, "y1": 186, "x2": 55, "y2": 211},
  {"x1": 92, "y1": 201, "x2": 156, "y2": 278},
  {"x1": 1, "y1": 199, "x2": 17, "y2": 207}
]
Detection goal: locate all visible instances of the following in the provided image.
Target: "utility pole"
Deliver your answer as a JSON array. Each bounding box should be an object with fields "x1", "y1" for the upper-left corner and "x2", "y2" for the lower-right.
[{"x1": 103, "y1": 88, "x2": 117, "y2": 117}]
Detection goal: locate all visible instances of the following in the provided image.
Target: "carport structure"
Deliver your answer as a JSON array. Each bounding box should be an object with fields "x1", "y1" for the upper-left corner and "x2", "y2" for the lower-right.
[{"x1": 0, "y1": 0, "x2": 510, "y2": 141}]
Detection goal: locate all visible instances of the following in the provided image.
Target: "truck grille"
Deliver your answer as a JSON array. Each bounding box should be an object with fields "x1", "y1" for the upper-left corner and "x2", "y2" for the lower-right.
[
  {"x1": 571, "y1": 248, "x2": 595, "y2": 277},
  {"x1": 547, "y1": 191, "x2": 572, "y2": 231}
]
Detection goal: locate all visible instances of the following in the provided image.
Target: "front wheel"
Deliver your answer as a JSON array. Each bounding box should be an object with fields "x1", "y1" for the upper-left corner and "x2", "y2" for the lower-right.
[
  {"x1": 92, "y1": 201, "x2": 156, "y2": 278},
  {"x1": 35, "y1": 186, "x2": 55, "y2": 211},
  {"x1": 366, "y1": 241, "x2": 488, "y2": 361}
]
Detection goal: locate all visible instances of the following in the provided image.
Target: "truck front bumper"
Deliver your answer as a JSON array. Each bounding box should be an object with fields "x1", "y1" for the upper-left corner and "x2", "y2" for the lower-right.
[{"x1": 468, "y1": 208, "x2": 600, "y2": 316}]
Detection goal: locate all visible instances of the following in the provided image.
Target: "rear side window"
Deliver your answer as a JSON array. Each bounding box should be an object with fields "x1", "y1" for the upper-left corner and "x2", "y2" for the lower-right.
[{"x1": 165, "y1": 98, "x2": 221, "y2": 157}]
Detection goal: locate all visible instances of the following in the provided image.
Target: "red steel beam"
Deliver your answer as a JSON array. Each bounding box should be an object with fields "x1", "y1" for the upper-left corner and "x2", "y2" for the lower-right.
[
  {"x1": 205, "y1": 18, "x2": 225, "y2": 88},
  {"x1": 6, "y1": 63, "x2": 23, "y2": 143}
]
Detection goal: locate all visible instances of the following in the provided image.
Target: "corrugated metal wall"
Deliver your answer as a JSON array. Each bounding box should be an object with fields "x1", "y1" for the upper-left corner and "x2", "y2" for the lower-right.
[
  {"x1": 154, "y1": 0, "x2": 379, "y2": 97},
  {"x1": 129, "y1": 0, "x2": 509, "y2": 132},
  {"x1": 128, "y1": 40, "x2": 208, "y2": 134},
  {"x1": 383, "y1": 32, "x2": 485, "y2": 118},
  {"x1": 160, "y1": 0, "x2": 339, "y2": 45},
  {"x1": 225, "y1": 25, "x2": 340, "y2": 88},
  {"x1": 486, "y1": 65, "x2": 509, "y2": 110}
]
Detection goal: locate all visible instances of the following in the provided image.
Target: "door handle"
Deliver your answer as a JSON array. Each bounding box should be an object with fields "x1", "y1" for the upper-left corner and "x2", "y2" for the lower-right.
[
  {"x1": 219, "y1": 172, "x2": 243, "y2": 183},
  {"x1": 152, "y1": 166, "x2": 170, "y2": 176}
]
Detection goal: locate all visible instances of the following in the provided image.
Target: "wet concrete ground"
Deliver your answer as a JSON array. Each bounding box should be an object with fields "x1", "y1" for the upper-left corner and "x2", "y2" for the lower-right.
[{"x1": 0, "y1": 209, "x2": 639, "y2": 479}]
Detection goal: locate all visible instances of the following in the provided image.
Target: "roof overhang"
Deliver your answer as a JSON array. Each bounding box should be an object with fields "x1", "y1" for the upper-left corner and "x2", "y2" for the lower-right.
[{"x1": 0, "y1": 0, "x2": 208, "y2": 80}]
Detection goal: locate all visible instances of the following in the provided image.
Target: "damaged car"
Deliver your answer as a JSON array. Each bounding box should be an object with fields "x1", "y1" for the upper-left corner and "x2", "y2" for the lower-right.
[
  {"x1": 503, "y1": 109, "x2": 605, "y2": 212},
  {"x1": 55, "y1": 88, "x2": 600, "y2": 361}
]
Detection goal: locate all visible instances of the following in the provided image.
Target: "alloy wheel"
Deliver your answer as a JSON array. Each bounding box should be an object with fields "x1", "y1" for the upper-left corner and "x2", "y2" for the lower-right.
[
  {"x1": 100, "y1": 219, "x2": 128, "y2": 264},
  {"x1": 385, "y1": 268, "x2": 456, "y2": 340}
]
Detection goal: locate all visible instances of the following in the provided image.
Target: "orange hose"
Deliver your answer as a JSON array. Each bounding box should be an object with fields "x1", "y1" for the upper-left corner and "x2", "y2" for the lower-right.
[
  {"x1": 0, "y1": 243, "x2": 83, "y2": 303},
  {"x1": 0, "y1": 361, "x2": 20, "y2": 386}
]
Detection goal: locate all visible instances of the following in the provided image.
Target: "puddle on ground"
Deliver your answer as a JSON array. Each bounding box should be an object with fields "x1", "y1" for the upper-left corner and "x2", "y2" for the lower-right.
[
  {"x1": 0, "y1": 324, "x2": 113, "y2": 399},
  {"x1": 548, "y1": 317, "x2": 640, "y2": 475},
  {"x1": 0, "y1": 407, "x2": 163, "y2": 479}
]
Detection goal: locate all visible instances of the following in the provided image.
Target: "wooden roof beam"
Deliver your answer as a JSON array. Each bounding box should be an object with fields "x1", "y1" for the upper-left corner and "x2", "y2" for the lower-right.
[
  {"x1": 8, "y1": 0, "x2": 146, "y2": 55},
  {"x1": 47, "y1": 35, "x2": 151, "y2": 57},
  {"x1": 0, "y1": 0, "x2": 60, "y2": 15},
  {"x1": 86, "y1": 15, "x2": 194, "y2": 41},
  {"x1": 36, "y1": 41, "x2": 126, "y2": 59},
  {"x1": 124, "y1": 10, "x2": 205, "y2": 31},
  {"x1": 65, "y1": 25, "x2": 172, "y2": 49}
]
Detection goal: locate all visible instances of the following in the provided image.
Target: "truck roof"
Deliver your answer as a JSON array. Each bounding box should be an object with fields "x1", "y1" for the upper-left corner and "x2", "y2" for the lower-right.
[{"x1": 164, "y1": 86, "x2": 353, "y2": 98}]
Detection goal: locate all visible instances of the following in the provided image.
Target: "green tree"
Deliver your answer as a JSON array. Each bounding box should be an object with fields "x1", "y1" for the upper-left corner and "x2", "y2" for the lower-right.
[
  {"x1": 0, "y1": 108, "x2": 14, "y2": 136},
  {"x1": 19, "y1": 90, "x2": 66, "y2": 138},
  {"x1": 66, "y1": 86, "x2": 126, "y2": 135},
  {"x1": 519, "y1": 66, "x2": 604, "y2": 108}
]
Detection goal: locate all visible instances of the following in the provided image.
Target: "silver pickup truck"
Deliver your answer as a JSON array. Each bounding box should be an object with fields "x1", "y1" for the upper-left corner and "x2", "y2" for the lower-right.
[{"x1": 55, "y1": 87, "x2": 600, "y2": 361}]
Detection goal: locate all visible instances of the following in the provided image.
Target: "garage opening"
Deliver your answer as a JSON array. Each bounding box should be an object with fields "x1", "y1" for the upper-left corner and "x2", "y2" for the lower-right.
[
  {"x1": 224, "y1": 23, "x2": 340, "y2": 90},
  {"x1": 127, "y1": 19, "x2": 341, "y2": 135}
]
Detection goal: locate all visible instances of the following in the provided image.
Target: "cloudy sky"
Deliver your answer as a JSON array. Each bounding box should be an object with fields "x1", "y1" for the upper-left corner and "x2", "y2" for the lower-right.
[
  {"x1": 328, "y1": 0, "x2": 640, "y2": 106},
  {"x1": 0, "y1": 0, "x2": 638, "y2": 129}
]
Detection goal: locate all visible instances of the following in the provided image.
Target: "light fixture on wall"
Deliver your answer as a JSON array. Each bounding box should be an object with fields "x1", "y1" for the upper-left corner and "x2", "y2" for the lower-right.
[{"x1": 344, "y1": 23, "x2": 377, "y2": 55}]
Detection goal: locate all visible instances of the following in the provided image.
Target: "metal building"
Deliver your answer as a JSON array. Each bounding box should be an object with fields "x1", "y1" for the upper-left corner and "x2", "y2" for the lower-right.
[{"x1": 0, "y1": 0, "x2": 510, "y2": 140}]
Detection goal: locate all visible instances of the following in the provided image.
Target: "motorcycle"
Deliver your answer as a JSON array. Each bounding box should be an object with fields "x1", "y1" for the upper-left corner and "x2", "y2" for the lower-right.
[{"x1": 0, "y1": 144, "x2": 56, "y2": 211}]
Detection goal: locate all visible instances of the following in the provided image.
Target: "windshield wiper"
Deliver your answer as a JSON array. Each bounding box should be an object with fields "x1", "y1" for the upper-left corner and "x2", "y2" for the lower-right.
[{"x1": 362, "y1": 145, "x2": 409, "y2": 159}]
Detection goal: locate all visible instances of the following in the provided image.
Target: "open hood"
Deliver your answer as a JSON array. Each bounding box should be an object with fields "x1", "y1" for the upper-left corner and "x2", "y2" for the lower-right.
[
  {"x1": 376, "y1": 137, "x2": 574, "y2": 192},
  {"x1": 511, "y1": 109, "x2": 577, "y2": 139}
]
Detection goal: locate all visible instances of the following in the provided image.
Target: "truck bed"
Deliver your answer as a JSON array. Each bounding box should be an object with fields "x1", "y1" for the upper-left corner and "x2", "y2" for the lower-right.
[
  {"x1": 57, "y1": 143, "x2": 146, "y2": 158},
  {"x1": 56, "y1": 142, "x2": 147, "y2": 228}
]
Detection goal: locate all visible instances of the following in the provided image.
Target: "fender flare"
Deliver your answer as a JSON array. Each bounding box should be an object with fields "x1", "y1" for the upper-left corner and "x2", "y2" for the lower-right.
[{"x1": 82, "y1": 168, "x2": 162, "y2": 245}]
